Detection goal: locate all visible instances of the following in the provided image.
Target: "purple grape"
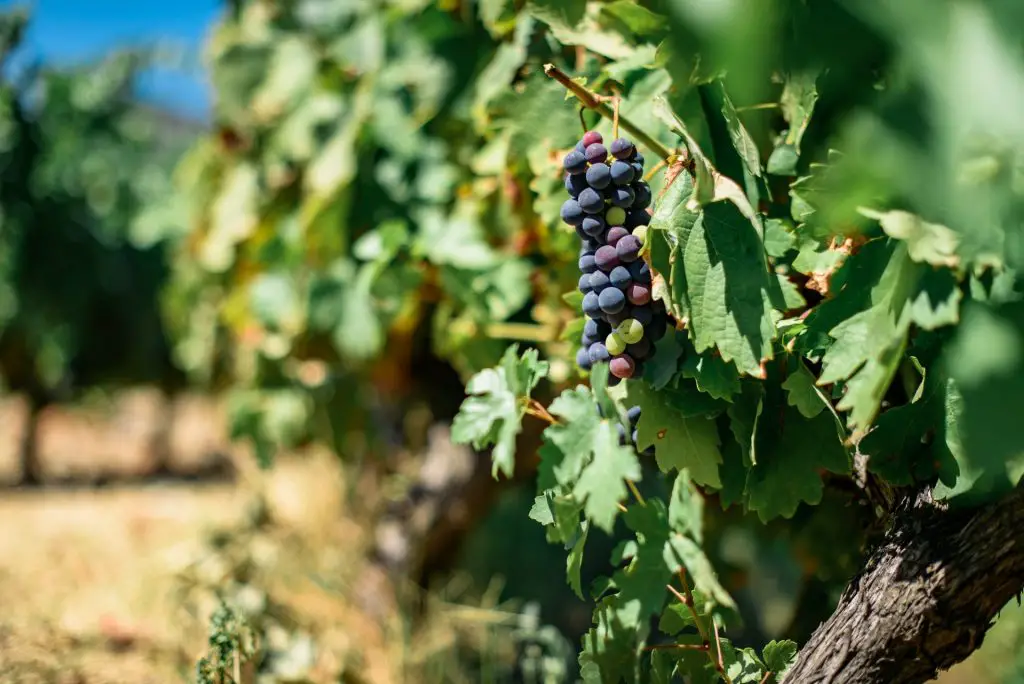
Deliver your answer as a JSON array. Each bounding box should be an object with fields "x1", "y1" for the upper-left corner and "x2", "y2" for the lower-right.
[
  {"x1": 598, "y1": 287, "x2": 626, "y2": 314},
  {"x1": 610, "y1": 186, "x2": 635, "y2": 208},
  {"x1": 632, "y1": 151, "x2": 644, "y2": 165},
  {"x1": 648, "y1": 315, "x2": 668, "y2": 341},
  {"x1": 582, "y1": 130, "x2": 603, "y2": 147},
  {"x1": 578, "y1": 187, "x2": 604, "y2": 214},
  {"x1": 582, "y1": 330, "x2": 601, "y2": 347},
  {"x1": 610, "y1": 160, "x2": 635, "y2": 186},
  {"x1": 579, "y1": 274, "x2": 594, "y2": 294},
  {"x1": 610, "y1": 138, "x2": 635, "y2": 160},
  {"x1": 576, "y1": 346, "x2": 593, "y2": 370},
  {"x1": 633, "y1": 182, "x2": 652, "y2": 210},
  {"x1": 582, "y1": 215, "x2": 606, "y2": 237},
  {"x1": 617, "y1": 423, "x2": 628, "y2": 445},
  {"x1": 609, "y1": 265, "x2": 632, "y2": 289},
  {"x1": 631, "y1": 305, "x2": 653, "y2": 326},
  {"x1": 627, "y1": 406, "x2": 641, "y2": 425},
  {"x1": 630, "y1": 161, "x2": 644, "y2": 179},
  {"x1": 582, "y1": 236, "x2": 603, "y2": 251},
  {"x1": 627, "y1": 282, "x2": 651, "y2": 306},
  {"x1": 594, "y1": 245, "x2": 619, "y2": 272},
  {"x1": 564, "y1": 149, "x2": 587, "y2": 174},
  {"x1": 565, "y1": 173, "x2": 587, "y2": 197},
  {"x1": 628, "y1": 337, "x2": 652, "y2": 360},
  {"x1": 631, "y1": 428, "x2": 639, "y2": 444},
  {"x1": 625, "y1": 209, "x2": 651, "y2": 229},
  {"x1": 606, "y1": 226, "x2": 629, "y2": 247},
  {"x1": 616, "y1": 235, "x2": 642, "y2": 262},
  {"x1": 584, "y1": 318, "x2": 609, "y2": 339},
  {"x1": 628, "y1": 260, "x2": 650, "y2": 284},
  {"x1": 585, "y1": 143, "x2": 608, "y2": 164},
  {"x1": 561, "y1": 199, "x2": 584, "y2": 226},
  {"x1": 610, "y1": 354, "x2": 635, "y2": 379},
  {"x1": 606, "y1": 308, "x2": 631, "y2": 326},
  {"x1": 575, "y1": 140, "x2": 587, "y2": 153},
  {"x1": 588, "y1": 342, "x2": 611, "y2": 364},
  {"x1": 589, "y1": 270, "x2": 611, "y2": 293},
  {"x1": 583, "y1": 292, "x2": 601, "y2": 317},
  {"x1": 586, "y1": 163, "x2": 611, "y2": 189}
]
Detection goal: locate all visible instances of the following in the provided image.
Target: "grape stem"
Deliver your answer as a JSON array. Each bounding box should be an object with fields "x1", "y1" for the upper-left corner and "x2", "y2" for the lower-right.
[{"x1": 543, "y1": 63, "x2": 673, "y2": 162}]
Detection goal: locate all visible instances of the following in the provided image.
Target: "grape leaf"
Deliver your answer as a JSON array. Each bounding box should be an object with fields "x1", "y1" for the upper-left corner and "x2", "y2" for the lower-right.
[
  {"x1": 680, "y1": 349, "x2": 741, "y2": 401},
  {"x1": 762, "y1": 640, "x2": 798, "y2": 679},
  {"x1": 860, "y1": 208, "x2": 960, "y2": 268},
  {"x1": 567, "y1": 521, "x2": 589, "y2": 599},
  {"x1": 935, "y1": 301, "x2": 1024, "y2": 504},
  {"x1": 767, "y1": 70, "x2": 818, "y2": 176},
  {"x1": 627, "y1": 381, "x2": 725, "y2": 487},
  {"x1": 669, "y1": 469, "x2": 704, "y2": 544},
  {"x1": 451, "y1": 345, "x2": 549, "y2": 478},
  {"x1": 781, "y1": 360, "x2": 826, "y2": 418},
  {"x1": 664, "y1": 534, "x2": 737, "y2": 621},
  {"x1": 574, "y1": 421, "x2": 642, "y2": 532},
  {"x1": 613, "y1": 501, "x2": 675, "y2": 627},
  {"x1": 526, "y1": 0, "x2": 585, "y2": 31}
]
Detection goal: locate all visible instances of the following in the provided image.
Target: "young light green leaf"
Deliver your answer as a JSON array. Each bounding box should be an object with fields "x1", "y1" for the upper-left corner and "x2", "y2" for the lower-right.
[
  {"x1": 567, "y1": 521, "x2": 589, "y2": 599},
  {"x1": 451, "y1": 345, "x2": 549, "y2": 478},
  {"x1": 859, "y1": 207, "x2": 960, "y2": 268},
  {"x1": 573, "y1": 421, "x2": 642, "y2": 532}
]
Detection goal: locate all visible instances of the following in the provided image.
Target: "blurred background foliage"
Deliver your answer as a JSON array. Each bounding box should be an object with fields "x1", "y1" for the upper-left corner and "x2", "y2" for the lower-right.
[{"x1": 2, "y1": 0, "x2": 1024, "y2": 681}]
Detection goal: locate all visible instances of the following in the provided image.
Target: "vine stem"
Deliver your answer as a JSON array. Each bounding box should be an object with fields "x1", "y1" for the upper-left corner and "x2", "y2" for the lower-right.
[
  {"x1": 670, "y1": 568, "x2": 734, "y2": 684},
  {"x1": 543, "y1": 63, "x2": 673, "y2": 162},
  {"x1": 627, "y1": 479, "x2": 646, "y2": 507},
  {"x1": 524, "y1": 399, "x2": 558, "y2": 425}
]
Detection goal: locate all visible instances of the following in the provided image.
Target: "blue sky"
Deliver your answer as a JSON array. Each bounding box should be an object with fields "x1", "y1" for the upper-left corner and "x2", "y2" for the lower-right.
[{"x1": 4, "y1": 0, "x2": 220, "y2": 118}]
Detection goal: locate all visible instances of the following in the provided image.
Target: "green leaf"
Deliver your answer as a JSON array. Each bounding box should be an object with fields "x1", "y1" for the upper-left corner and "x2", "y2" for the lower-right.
[
  {"x1": 722, "y1": 643, "x2": 766, "y2": 683},
  {"x1": 651, "y1": 171, "x2": 778, "y2": 377},
  {"x1": 761, "y1": 640, "x2": 798, "y2": 679},
  {"x1": 680, "y1": 349, "x2": 741, "y2": 401},
  {"x1": 628, "y1": 381, "x2": 724, "y2": 487},
  {"x1": 745, "y1": 383, "x2": 849, "y2": 521},
  {"x1": 720, "y1": 87, "x2": 762, "y2": 179},
  {"x1": 767, "y1": 70, "x2": 818, "y2": 176},
  {"x1": 664, "y1": 534, "x2": 737, "y2": 622},
  {"x1": 526, "y1": 0, "x2": 585, "y2": 31},
  {"x1": 451, "y1": 345, "x2": 550, "y2": 478},
  {"x1": 763, "y1": 218, "x2": 796, "y2": 258},
  {"x1": 644, "y1": 330, "x2": 685, "y2": 390},
  {"x1": 567, "y1": 521, "x2": 590, "y2": 599},
  {"x1": 782, "y1": 361, "x2": 826, "y2": 418},
  {"x1": 860, "y1": 208, "x2": 960, "y2": 268},
  {"x1": 574, "y1": 421, "x2": 642, "y2": 532},
  {"x1": 600, "y1": 1, "x2": 668, "y2": 41},
  {"x1": 547, "y1": 386, "x2": 604, "y2": 485},
  {"x1": 669, "y1": 470, "x2": 704, "y2": 544},
  {"x1": 936, "y1": 301, "x2": 1024, "y2": 503},
  {"x1": 613, "y1": 500, "x2": 675, "y2": 627}
]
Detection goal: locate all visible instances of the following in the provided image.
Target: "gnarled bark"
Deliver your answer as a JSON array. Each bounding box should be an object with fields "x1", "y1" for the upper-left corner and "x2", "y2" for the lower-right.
[{"x1": 787, "y1": 486, "x2": 1024, "y2": 684}]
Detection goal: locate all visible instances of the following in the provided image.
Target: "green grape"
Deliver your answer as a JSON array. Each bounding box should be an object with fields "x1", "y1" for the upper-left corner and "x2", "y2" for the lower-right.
[
  {"x1": 616, "y1": 318, "x2": 644, "y2": 344},
  {"x1": 606, "y1": 331, "x2": 626, "y2": 356}
]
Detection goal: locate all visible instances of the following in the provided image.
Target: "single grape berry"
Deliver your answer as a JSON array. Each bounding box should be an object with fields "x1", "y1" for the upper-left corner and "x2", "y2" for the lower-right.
[
  {"x1": 576, "y1": 346, "x2": 593, "y2": 371},
  {"x1": 586, "y1": 163, "x2": 611, "y2": 190},
  {"x1": 589, "y1": 270, "x2": 611, "y2": 294},
  {"x1": 627, "y1": 337, "x2": 652, "y2": 360},
  {"x1": 606, "y1": 331, "x2": 626, "y2": 356},
  {"x1": 610, "y1": 354, "x2": 636, "y2": 379},
  {"x1": 633, "y1": 225, "x2": 648, "y2": 246},
  {"x1": 633, "y1": 181, "x2": 652, "y2": 209},
  {"x1": 578, "y1": 187, "x2": 604, "y2": 214},
  {"x1": 582, "y1": 130, "x2": 603, "y2": 147},
  {"x1": 616, "y1": 319, "x2": 644, "y2": 345},
  {"x1": 579, "y1": 274, "x2": 592, "y2": 294},
  {"x1": 594, "y1": 245, "x2": 619, "y2": 272},
  {"x1": 605, "y1": 226, "x2": 629, "y2": 247},
  {"x1": 584, "y1": 318, "x2": 609, "y2": 339},
  {"x1": 579, "y1": 254, "x2": 597, "y2": 276},
  {"x1": 625, "y1": 209, "x2": 651, "y2": 229},
  {"x1": 627, "y1": 282, "x2": 651, "y2": 306},
  {"x1": 610, "y1": 160, "x2": 635, "y2": 186},
  {"x1": 616, "y1": 235, "x2": 642, "y2": 262},
  {"x1": 564, "y1": 149, "x2": 587, "y2": 174},
  {"x1": 617, "y1": 423, "x2": 628, "y2": 445},
  {"x1": 585, "y1": 143, "x2": 608, "y2": 164},
  {"x1": 610, "y1": 138, "x2": 635, "y2": 160},
  {"x1": 631, "y1": 305, "x2": 653, "y2": 326},
  {"x1": 561, "y1": 199, "x2": 584, "y2": 226},
  {"x1": 582, "y1": 215, "x2": 606, "y2": 237},
  {"x1": 648, "y1": 315, "x2": 668, "y2": 341},
  {"x1": 626, "y1": 405, "x2": 641, "y2": 426},
  {"x1": 630, "y1": 161, "x2": 644, "y2": 179},
  {"x1": 599, "y1": 287, "x2": 626, "y2": 314},
  {"x1": 582, "y1": 291, "x2": 601, "y2": 317},
  {"x1": 610, "y1": 186, "x2": 635, "y2": 208},
  {"x1": 581, "y1": 330, "x2": 600, "y2": 347},
  {"x1": 609, "y1": 265, "x2": 632, "y2": 289},
  {"x1": 605, "y1": 206, "x2": 626, "y2": 226},
  {"x1": 631, "y1": 428, "x2": 639, "y2": 445},
  {"x1": 628, "y1": 260, "x2": 650, "y2": 284},
  {"x1": 565, "y1": 173, "x2": 587, "y2": 198},
  {"x1": 632, "y1": 151, "x2": 644, "y2": 165},
  {"x1": 588, "y1": 342, "x2": 611, "y2": 365},
  {"x1": 575, "y1": 139, "x2": 587, "y2": 153}
]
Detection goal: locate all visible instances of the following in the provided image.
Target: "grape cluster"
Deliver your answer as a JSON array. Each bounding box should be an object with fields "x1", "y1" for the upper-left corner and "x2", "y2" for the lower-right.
[{"x1": 562, "y1": 131, "x2": 669, "y2": 388}]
